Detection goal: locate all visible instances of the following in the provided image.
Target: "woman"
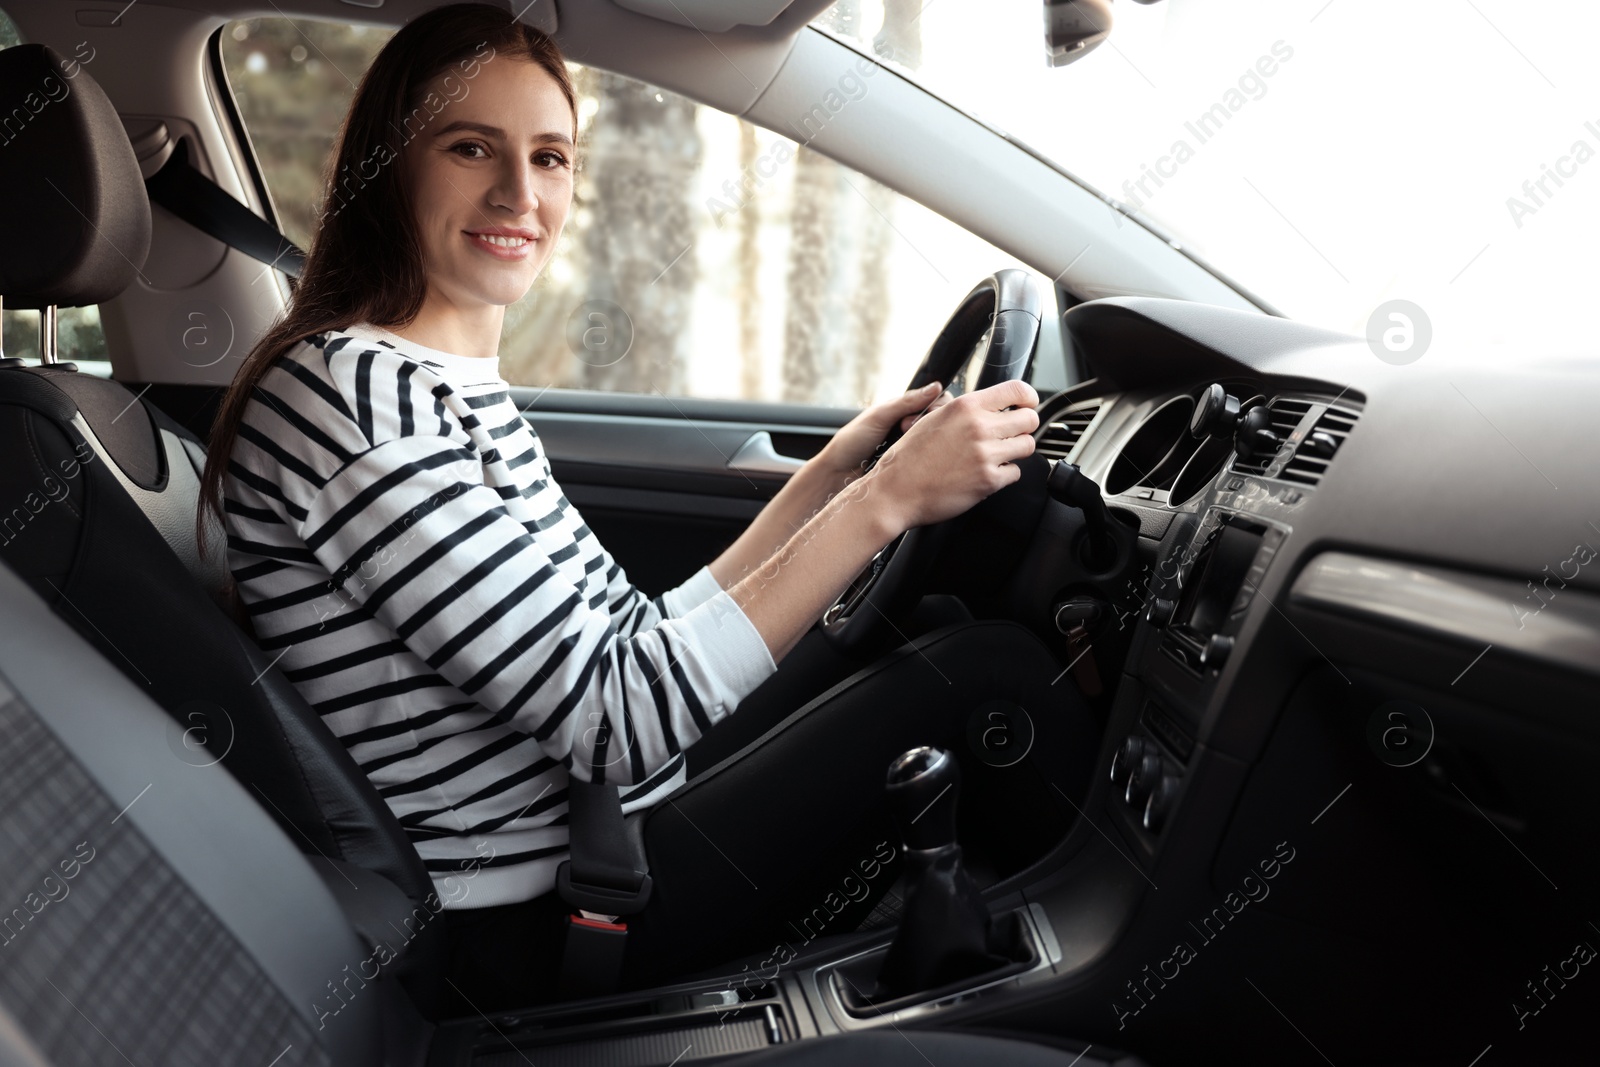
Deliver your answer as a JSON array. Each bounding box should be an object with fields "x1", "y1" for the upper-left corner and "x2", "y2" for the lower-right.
[{"x1": 197, "y1": 3, "x2": 1040, "y2": 1010}]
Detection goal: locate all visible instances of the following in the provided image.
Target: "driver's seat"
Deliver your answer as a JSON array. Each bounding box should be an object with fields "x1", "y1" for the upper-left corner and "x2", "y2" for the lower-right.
[{"x1": 0, "y1": 41, "x2": 447, "y2": 1009}]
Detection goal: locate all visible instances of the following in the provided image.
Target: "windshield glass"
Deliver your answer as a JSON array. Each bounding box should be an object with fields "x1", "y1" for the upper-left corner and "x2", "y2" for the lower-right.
[{"x1": 816, "y1": 0, "x2": 1599, "y2": 361}]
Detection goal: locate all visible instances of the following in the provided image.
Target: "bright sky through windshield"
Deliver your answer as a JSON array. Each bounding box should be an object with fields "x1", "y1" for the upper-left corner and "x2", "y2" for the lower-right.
[{"x1": 821, "y1": 0, "x2": 1600, "y2": 362}]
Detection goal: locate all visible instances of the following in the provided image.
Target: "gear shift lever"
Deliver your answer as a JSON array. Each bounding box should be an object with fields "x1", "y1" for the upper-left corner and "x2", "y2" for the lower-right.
[
  {"x1": 886, "y1": 746, "x2": 960, "y2": 850},
  {"x1": 869, "y1": 747, "x2": 1026, "y2": 1000}
]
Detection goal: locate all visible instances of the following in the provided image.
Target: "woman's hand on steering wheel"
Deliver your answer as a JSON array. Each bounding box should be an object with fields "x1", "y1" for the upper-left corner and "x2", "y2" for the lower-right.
[
  {"x1": 867, "y1": 378, "x2": 1041, "y2": 533},
  {"x1": 818, "y1": 269, "x2": 1042, "y2": 653},
  {"x1": 815, "y1": 381, "x2": 955, "y2": 486}
]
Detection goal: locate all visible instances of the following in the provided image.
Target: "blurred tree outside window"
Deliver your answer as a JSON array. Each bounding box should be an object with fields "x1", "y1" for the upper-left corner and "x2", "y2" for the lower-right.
[
  {"x1": 220, "y1": 14, "x2": 1055, "y2": 408},
  {"x1": 0, "y1": 8, "x2": 112, "y2": 368}
]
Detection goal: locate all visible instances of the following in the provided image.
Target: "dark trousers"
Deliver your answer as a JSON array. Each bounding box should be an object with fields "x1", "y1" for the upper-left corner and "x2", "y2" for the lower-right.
[{"x1": 434, "y1": 620, "x2": 1092, "y2": 1016}]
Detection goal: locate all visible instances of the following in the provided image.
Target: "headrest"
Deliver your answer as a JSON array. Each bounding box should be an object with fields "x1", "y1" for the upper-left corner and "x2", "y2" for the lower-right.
[{"x1": 0, "y1": 43, "x2": 150, "y2": 309}]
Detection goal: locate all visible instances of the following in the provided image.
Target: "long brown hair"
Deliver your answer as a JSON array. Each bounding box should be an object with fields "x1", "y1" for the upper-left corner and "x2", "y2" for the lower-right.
[{"x1": 197, "y1": 2, "x2": 575, "y2": 561}]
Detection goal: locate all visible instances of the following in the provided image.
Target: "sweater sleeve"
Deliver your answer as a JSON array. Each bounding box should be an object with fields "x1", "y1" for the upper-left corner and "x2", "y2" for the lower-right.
[
  {"x1": 597, "y1": 553, "x2": 725, "y2": 638},
  {"x1": 294, "y1": 427, "x2": 776, "y2": 787},
  {"x1": 661, "y1": 565, "x2": 725, "y2": 617}
]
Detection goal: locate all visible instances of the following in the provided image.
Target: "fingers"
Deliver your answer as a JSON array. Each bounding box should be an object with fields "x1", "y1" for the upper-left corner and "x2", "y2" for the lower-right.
[
  {"x1": 898, "y1": 386, "x2": 952, "y2": 432},
  {"x1": 993, "y1": 405, "x2": 1041, "y2": 438},
  {"x1": 897, "y1": 381, "x2": 942, "y2": 411},
  {"x1": 972, "y1": 378, "x2": 1040, "y2": 411},
  {"x1": 987, "y1": 430, "x2": 1037, "y2": 467},
  {"x1": 936, "y1": 391, "x2": 1038, "y2": 438}
]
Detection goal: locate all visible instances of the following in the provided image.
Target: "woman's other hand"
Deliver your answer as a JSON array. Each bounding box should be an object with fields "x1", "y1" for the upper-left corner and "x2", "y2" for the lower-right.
[
  {"x1": 864, "y1": 378, "x2": 1040, "y2": 532},
  {"x1": 814, "y1": 381, "x2": 955, "y2": 485}
]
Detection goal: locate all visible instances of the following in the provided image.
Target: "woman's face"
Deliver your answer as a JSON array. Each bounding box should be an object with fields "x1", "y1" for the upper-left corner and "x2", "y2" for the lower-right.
[{"x1": 403, "y1": 56, "x2": 575, "y2": 312}]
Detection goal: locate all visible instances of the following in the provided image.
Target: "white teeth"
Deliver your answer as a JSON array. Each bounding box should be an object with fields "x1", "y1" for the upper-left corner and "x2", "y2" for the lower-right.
[{"x1": 474, "y1": 233, "x2": 529, "y2": 248}]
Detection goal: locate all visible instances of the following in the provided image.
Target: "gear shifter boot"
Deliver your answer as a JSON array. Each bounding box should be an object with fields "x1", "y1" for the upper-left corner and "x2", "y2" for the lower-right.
[
  {"x1": 863, "y1": 747, "x2": 1031, "y2": 1001},
  {"x1": 874, "y1": 842, "x2": 1023, "y2": 995}
]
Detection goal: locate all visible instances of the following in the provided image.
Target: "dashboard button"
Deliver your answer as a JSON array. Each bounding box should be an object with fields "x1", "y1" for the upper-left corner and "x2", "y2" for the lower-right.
[
  {"x1": 1110, "y1": 736, "x2": 1146, "y2": 785},
  {"x1": 1241, "y1": 562, "x2": 1268, "y2": 594},
  {"x1": 1144, "y1": 773, "x2": 1182, "y2": 833},
  {"x1": 1201, "y1": 633, "x2": 1235, "y2": 670},
  {"x1": 1126, "y1": 752, "x2": 1163, "y2": 806}
]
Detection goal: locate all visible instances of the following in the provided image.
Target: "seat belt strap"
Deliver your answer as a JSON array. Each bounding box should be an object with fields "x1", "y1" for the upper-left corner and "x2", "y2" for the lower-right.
[
  {"x1": 144, "y1": 150, "x2": 306, "y2": 279},
  {"x1": 556, "y1": 779, "x2": 652, "y2": 999}
]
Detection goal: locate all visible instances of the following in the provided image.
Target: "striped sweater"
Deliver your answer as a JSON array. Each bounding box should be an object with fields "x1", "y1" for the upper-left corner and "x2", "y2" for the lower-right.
[{"x1": 224, "y1": 323, "x2": 776, "y2": 909}]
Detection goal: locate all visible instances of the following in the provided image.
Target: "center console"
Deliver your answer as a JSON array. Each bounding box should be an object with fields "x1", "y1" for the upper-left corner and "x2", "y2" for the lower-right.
[
  {"x1": 424, "y1": 903, "x2": 1064, "y2": 1066},
  {"x1": 1099, "y1": 386, "x2": 1359, "y2": 855},
  {"x1": 425, "y1": 744, "x2": 1069, "y2": 1066},
  {"x1": 1105, "y1": 504, "x2": 1288, "y2": 844}
]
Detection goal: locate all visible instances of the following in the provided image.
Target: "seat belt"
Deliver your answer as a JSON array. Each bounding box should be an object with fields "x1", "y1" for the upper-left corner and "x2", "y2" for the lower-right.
[
  {"x1": 144, "y1": 150, "x2": 306, "y2": 279},
  {"x1": 556, "y1": 779, "x2": 653, "y2": 998}
]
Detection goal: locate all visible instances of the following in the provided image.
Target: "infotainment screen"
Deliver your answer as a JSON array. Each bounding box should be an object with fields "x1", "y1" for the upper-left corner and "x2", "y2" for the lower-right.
[{"x1": 1173, "y1": 520, "x2": 1265, "y2": 637}]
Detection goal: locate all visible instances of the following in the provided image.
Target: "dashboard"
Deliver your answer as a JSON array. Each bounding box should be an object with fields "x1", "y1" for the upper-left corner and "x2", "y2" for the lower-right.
[{"x1": 993, "y1": 300, "x2": 1600, "y2": 1055}]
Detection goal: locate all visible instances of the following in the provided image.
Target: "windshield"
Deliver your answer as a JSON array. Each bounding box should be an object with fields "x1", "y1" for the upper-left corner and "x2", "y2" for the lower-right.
[{"x1": 816, "y1": 0, "x2": 1599, "y2": 361}]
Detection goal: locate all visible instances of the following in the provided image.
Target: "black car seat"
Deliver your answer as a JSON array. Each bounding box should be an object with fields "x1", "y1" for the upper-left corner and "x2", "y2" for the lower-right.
[
  {"x1": 0, "y1": 42, "x2": 446, "y2": 1011},
  {"x1": 0, "y1": 557, "x2": 1142, "y2": 1067}
]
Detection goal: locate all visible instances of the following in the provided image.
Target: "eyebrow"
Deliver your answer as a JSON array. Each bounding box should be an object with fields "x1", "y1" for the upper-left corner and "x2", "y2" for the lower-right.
[{"x1": 432, "y1": 120, "x2": 573, "y2": 147}]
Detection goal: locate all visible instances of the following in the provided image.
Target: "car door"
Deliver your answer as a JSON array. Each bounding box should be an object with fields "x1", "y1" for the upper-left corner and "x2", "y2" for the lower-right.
[{"x1": 525, "y1": 391, "x2": 847, "y2": 593}]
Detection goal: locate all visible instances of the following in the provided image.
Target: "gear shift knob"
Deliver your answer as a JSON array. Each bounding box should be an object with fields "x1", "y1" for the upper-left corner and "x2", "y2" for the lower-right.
[{"x1": 885, "y1": 746, "x2": 960, "y2": 852}]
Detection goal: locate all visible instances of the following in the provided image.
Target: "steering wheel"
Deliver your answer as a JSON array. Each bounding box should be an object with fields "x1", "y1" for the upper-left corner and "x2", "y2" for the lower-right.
[{"x1": 820, "y1": 269, "x2": 1043, "y2": 654}]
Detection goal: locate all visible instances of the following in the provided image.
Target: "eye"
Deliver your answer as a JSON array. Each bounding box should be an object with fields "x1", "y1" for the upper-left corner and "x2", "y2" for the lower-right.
[
  {"x1": 535, "y1": 149, "x2": 571, "y2": 170},
  {"x1": 450, "y1": 140, "x2": 489, "y2": 159}
]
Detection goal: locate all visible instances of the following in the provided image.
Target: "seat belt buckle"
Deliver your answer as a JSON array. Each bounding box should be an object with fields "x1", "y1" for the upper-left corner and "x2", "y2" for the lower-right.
[{"x1": 559, "y1": 910, "x2": 631, "y2": 999}]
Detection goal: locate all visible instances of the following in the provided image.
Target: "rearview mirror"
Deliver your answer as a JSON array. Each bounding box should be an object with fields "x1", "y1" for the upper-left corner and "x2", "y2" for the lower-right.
[
  {"x1": 1044, "y1": 0, "x2": 1114, "y2": 67},
  {"x1": 1045, "y1": 0, "x2": 1164, "y2": 68}
]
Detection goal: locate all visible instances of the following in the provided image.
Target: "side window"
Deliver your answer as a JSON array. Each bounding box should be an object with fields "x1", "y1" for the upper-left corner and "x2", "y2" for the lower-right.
[
  {"x1": 0, "y1": 8, "x2": 112, "y2": 373},
  {"x1": 221, "y1": 17, "x2": 1064, "y2": 407}
]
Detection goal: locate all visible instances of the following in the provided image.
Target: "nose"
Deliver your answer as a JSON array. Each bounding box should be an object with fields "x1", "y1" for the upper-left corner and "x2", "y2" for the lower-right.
[{"x1": 488, "y1": 154, "x2": 539, "y2": 218}]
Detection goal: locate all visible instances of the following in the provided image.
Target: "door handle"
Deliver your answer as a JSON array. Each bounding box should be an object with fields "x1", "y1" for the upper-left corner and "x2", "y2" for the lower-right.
[{"x1": 727, "y1": 431, "x2": 805, "y2": 475}]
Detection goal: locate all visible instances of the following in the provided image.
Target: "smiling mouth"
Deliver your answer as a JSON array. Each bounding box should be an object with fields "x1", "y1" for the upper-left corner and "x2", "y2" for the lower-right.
[
  {"x1": 472, "y1": 233, "x2": 531, "y2": 248},
  {"x1": 466, "y1": 231, "x2": 536, "y2": 258}
]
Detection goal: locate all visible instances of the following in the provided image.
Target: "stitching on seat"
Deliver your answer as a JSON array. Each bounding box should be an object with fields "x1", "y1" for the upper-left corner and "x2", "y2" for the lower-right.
[{"x1": 22, "y1": 410, "x2": 82, "y2": 521}]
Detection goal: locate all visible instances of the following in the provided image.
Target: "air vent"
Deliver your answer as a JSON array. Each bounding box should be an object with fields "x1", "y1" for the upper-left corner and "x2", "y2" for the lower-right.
[
  {"x1": 1229, "y1": 398, "x2": 1313, "y2": 476},
  {"x1": 1037, "y1": 402, "x2": 1102, "y2": 462},
  {"x1": 1280, "y1": 404, "x2": 1360, "y2": 486}
]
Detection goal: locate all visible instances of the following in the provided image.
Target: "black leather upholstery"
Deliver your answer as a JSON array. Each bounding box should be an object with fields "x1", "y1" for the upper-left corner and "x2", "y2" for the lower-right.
[{"x1": 0, "y1": 41, "x2": 445, "y2": 1012}]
